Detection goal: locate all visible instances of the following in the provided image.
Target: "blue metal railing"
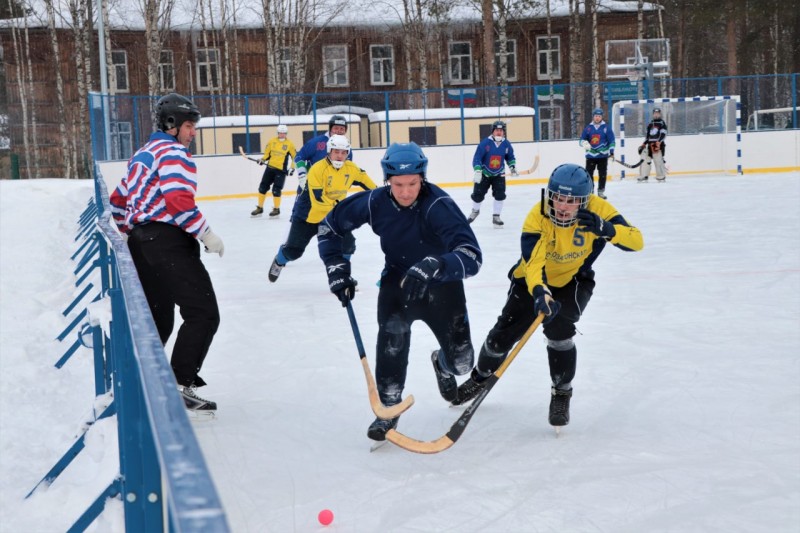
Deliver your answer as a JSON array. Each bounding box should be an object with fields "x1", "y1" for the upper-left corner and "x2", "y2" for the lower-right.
[{"x1": 89, "y1": 73, "x2": 798, "y2": 161}]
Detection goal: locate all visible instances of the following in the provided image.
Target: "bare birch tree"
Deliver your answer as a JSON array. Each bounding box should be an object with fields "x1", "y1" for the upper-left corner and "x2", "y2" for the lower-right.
[
  {"x1": 589, "y1": 0, "x2": 600, "y2": 107},
  {"x1": 21, "y1": 8, "x2": 41, "y2": 178},
  {"x1": 44, "y1": 0, "x2": 72, "y2": 178},
  {"x1": 7, "y1": 6, "x2": 30, "y2": 178}
]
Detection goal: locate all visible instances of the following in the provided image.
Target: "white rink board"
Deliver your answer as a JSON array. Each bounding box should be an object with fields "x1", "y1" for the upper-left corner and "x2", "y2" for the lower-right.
[{"x1": 98, "y1": 129, "x2": 799, "y2": 198}]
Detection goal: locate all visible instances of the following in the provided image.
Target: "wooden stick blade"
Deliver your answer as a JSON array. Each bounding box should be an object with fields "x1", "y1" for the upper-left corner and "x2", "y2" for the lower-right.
[
  {"x1": 516, "y1": 154, "x2": 540, "y2": 176},
  {"x1": 361, "y1": 357, "x2": 414, "y2": 419},
  {"x1": 385, "y1": 429, "x2": 455, "y2": 454}
]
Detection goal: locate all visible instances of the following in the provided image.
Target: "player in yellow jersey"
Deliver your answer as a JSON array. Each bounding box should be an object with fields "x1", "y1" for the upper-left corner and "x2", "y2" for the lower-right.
[
  {"x1": 452, "y1": 163, "x2": 644, "y2": 430},
  {"x1": 251, "y1": 124, "x2": 297, "y2": 218},
  {"x1": 268, "y1": 135, "x2": 377, "y2": 282}
]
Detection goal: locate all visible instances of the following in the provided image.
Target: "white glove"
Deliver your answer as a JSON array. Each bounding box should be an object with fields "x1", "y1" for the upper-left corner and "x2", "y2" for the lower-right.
[
  {"x1": 473, "y1": 169, "x2": 483, "y2": 184},
  {"x1": 297, "y1": 168, "x2": 307, "y2": 190},
  {"x1": 200, "y1": 228, "x2": 225, "y2": 257},
  {"x1": 581, "y1": 140, "x2": 591, "y2": 151}
]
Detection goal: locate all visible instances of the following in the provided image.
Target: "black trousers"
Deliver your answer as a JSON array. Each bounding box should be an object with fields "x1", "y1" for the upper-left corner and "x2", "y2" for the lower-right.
[
  {"x1": 374, "y1": 270, "x2": 474, "y2": 405},
  {"x1": 281, "y1": 219, "x2": 355, "y2": 262},
  {"x1": 258, "y1": 166, "x2": 287, "y2": 197},
  {"x1": 585, "y1": 157, "x2": 609, "y2": 191},
  {"x1": 128, "y1": 222, "x2": 220, "y2": 387},
  {"x1": 478, "y1": 272, "x2": 595, "y2": 385},
  {"x1": 470, "y1": 174, "x2": 507, "y2": 203}
]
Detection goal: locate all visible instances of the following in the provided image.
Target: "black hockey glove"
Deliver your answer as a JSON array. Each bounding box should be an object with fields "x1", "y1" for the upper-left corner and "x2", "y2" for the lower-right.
[
  {"x1": 326, "y1": 262, "x2": 357, "y2": 307},
  {"x1": 532, "y1": 285, "x2": 561, "y2": 324},
  {"x1": 576, "y1": 209, "x2": 616, "y2": 239},
  {"x1": 401, "y1": 256, "x2": 442, "y2": 303}
]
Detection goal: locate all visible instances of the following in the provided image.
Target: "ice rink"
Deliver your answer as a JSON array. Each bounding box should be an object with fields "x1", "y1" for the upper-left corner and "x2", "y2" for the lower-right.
[{"x1": 2, "y1": 171, "x2": 799, "y2": 532}]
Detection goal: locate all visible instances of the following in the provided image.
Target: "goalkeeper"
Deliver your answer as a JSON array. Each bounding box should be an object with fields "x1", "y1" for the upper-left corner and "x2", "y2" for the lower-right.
[{"x1": 638, "y1": 107, "x2": 668, "y2": 182}]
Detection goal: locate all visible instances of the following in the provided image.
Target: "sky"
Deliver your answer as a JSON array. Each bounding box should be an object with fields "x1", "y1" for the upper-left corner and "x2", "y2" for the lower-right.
[{"x1": 1, "y1": 170, "x2": 799, "y2": 532}]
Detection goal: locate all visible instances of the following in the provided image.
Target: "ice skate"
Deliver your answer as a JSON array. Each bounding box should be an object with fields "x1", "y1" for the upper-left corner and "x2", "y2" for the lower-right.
[
  {"x1": 268, "y1": 207, "x2": 280, "y2": 217},
  {"x1": 637, "y1": 176, "x2": 649, "y2": 182},
  {"x1": 431, "y1": 350, "x2": 457, "y2": 403},
  {"x1": 250, "y1": 205, "x2": 264, "y2": 217},
  {"x1": 597, "y1": 188, "x2": 607, "y2": 199},
  {"x1": 549, "y1": 387, "x2": 572, "y2": 430},
  {"x1": 467, "y1": 210, "x2": 480, "y2": 224},
  {"x1": 492, "y1": 214, "x2": 504, "y2": 227},
  {"x1": 179, "y1": 385, "x2": 216, "y2": 418},
  {"x1": 268, "y1": 257, "x2": 284, "y2": 282},
  {"x1": 655, "y1": 176, "x2": 666, "y2": 182},
  {"x1": 450, "y1": 369, "x2": 488, "y2": 406},
  {"x1": 367, "y1": 416, "x2": 398, "y2": 442}
]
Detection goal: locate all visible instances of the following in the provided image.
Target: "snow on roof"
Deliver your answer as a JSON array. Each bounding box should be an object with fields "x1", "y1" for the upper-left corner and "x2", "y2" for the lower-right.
[
  {"x1": 196, "y1": 113, "x2": 361, "y2": 129},
  {"x1": 0, "y1": 0, "x2": 659, "y2": 31},
  {"x1": 368, "y1": 106, "x2": 535, "y2": 122}
]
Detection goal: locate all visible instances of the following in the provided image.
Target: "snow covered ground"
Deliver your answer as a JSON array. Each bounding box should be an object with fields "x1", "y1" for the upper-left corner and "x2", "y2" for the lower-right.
[{"x1": 1, "y1": 171, "x2": 799, "y2": 532}]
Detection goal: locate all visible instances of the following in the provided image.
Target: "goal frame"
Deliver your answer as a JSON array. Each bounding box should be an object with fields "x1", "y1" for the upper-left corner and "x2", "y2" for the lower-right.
[{"x1": 615, "y1": 95, "x2": 742, "y2": 179}]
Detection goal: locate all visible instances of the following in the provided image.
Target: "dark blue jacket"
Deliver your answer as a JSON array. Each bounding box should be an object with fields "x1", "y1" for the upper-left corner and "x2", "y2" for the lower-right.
[{"x1": 318, "y1": 183, "x2": 482, "y2": 281}]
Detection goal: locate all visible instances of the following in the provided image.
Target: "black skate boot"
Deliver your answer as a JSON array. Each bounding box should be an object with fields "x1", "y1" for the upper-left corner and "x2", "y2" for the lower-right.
[
  {"x1": 251, "y1": 205, "x2": 264, "y2": 217},
  {"x1": 367, "y1": 416, "x2": 399, "y2": 441},
  {"x1": 548, "y1": 387, "x2": 572, "y2": 427},
  {"x1": 492, "y1": 214, "x2": 504, "y2": 227},
  {"x1": 431, "y1": 350, "x2": 457, "y2": 403},
  {"x1": 268, "y1": 207, "x2": 280, "y2": 217},
  {"x1": 467, "y1": 210, "x2": 480, "y2": 224},
  {"x1": 597, "y1": 188, "x2": 607, "y2": 199},
  {"x1": 179, "y1": 385, "x2": 217, "y2": 412},
  {"x1": 268, "y1": 257, "x2": 284, "y2": 282},
  {"x1": 451, "y1": 369, "x2": 488, "y2": 406}
]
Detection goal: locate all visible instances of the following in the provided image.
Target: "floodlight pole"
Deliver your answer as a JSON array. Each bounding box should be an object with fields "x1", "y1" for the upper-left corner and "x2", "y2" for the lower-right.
[{"x1": 96, "y1": 7, "x2": 112, "y2": 160}]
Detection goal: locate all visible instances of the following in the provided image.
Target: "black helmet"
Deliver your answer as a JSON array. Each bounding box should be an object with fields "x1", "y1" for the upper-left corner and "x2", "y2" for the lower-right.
[
  {"x1": 156, "y1": 93, "x2": 201, "y2": 132},
  {"x1": 491, "y1": 120, "x2": 507, "y2": 131},
  {"x1": 653, "y1": 107, "x2": 662, "y2": 114},
  {"x1": 328, "y1": 114, "x2": 348, "y2": 132}
]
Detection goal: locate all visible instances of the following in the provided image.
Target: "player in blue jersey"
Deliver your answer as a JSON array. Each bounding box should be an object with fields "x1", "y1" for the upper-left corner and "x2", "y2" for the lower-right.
[
  {"x1": 452, "y1": 163, "x2": 643, "y2": 431},
  {"x1": 467, "y1": 120, "x2": 518, "y2": 227},
  {"x1": 294, "y1": 114, "x2": 353, "y2": 191},
  {"x1": 318, "y1": 142, "x2": 483, "y2": 442},
  {"x1": 580, "y1": 108, "x2": 615, "y2": 199}
]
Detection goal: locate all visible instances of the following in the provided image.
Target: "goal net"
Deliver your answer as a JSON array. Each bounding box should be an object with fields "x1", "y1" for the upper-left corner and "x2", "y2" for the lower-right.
[{"x1": 612, "y1": 95, "x2": 742, "y2": 178}]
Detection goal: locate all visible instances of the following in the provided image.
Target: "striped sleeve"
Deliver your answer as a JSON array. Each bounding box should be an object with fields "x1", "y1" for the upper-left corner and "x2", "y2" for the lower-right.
[{"x1": 157, "y1": 146, "x2": 208, "y2": 237}]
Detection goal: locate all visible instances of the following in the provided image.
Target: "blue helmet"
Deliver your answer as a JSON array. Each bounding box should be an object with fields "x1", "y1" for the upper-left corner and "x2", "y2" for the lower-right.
[
  {"x1": 546, "y1": 164, "x2": 593, "y2": 227},
  {"x1": 592, "y1": 107, "x2": 604, "y2": 117},
  {"x1": 380, "y1": 142, "x2": 428, "y2": 181}
]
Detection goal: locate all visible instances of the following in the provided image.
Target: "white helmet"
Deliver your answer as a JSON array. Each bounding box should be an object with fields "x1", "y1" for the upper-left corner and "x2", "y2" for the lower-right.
[
  {"x1": 327, "y1": 134, "x2": 350, "y2": 169},
  {"x1": 276, "y1": 124, "x2": 288, "y2": 134}
]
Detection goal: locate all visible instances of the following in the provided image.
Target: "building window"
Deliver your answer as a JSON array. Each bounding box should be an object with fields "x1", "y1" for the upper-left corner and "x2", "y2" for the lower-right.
[
  {"x1": 494, "y1": 39, "x2": 517, "y2": 81},
  {"x1": 539, "y1": 104, "x2": 564, "y2": 140},
  {"x1": 196, "y1": 48, "x2": 220, "y2": 90},
  {"x1": 159, "y1": 50, "x2": 175, "y2": 91},
  {"x1": 409, "y1": 126, "x2": 437, "y2": 146},
  {"x1": 370, "y1": 45, "x2": 394, "y2": 86},
  {"x1": 110, "y1": 121, "x2": 132, "y2": 160},
  {"x1": 279, "y1": 47, "x2": 293, "y2": 85},
  {"x1": 323, "y1": 45, "x2": 349, "y2": 87},
  {"x1": 537, "y1": 36, "x2": 561, "y2": 80},
  {"x1": 449, "y1": 41, "x2": 473, "y2": 84},
  {"x1": 232, "y1": 132, "x2": 261, "y2": 155},
  {"x1": 111, "y1": 50, "x2": 129, "y2": 92}
]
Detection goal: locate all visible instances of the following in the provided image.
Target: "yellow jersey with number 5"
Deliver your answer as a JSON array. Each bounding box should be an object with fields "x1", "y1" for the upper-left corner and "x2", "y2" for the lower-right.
[{"x1": 512, "y1": 195, "x2": 643, "y2": 292}]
